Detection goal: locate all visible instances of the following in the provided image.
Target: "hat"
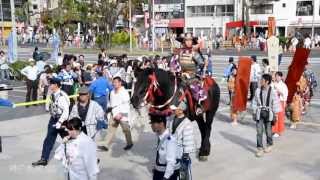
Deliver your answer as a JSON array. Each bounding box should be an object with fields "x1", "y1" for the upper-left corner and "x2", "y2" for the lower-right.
[
  {"x1": 78, "y1": 86, "x2": 90, "y2": 95},
  {"x1": 49, "y1": 78, "x2": 61, "y2": 86},
  {"x1": 28, "y1": 58, "x2": 35, "y2": 62},
  {"x1": 149, "y1": 114, "x2": 167, "y2": 124},
  {"x1": 170, "y1": 101, "x2": 187, "y2": 111},
  {"x1": 110, "y1": 59, "x2": 117, "y2": 65}
]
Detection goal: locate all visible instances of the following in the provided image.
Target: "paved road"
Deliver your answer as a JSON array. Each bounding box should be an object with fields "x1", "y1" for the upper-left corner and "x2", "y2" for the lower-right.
[{"x1": 0, "y1": 48, "x2": 320, "y2": 180}]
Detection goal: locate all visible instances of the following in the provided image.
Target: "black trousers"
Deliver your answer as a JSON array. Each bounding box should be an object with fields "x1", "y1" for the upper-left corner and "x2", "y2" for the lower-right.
[
  {"x1": 153, "y1": 170, "x2": 179, "y2": 180},
  {"x1": 26, "y1": 79, "x2": 38, "y2": 103},
  {"x1": 249, "y1": 82, "x2": 258, "y2": 101}
]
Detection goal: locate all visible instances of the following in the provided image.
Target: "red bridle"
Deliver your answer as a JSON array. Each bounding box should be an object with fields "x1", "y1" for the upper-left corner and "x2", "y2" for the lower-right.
[{"x1": 143, "y1": 72, "x2": 177, "y2": 109}]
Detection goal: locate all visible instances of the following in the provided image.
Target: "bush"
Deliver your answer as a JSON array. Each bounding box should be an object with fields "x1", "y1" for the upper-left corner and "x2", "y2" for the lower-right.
[
  {"x1": 9, "y1": 60, "x2": 29, "y2": 80},
  {"x1": 111, "y1": 31, "x2": 137, "y2": 48}
]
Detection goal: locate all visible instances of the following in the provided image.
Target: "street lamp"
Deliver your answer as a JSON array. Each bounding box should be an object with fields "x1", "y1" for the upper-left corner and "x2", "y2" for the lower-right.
[{"x1": 129, "y1": 0, "x2": 132, "y2": 52}]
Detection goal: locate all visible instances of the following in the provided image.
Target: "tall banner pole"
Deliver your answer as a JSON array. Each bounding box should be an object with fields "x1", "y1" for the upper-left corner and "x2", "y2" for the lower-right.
[{"x1": 10, "y1": 0, "x2": 17, "y2": 62}]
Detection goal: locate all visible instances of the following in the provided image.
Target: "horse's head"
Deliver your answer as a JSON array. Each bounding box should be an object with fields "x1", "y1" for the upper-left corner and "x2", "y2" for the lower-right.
[
  {"x1": 131, "y1": 67, "x2": 176, "y2": 110},
  {"x1": 131, "y1": 67, "x2": 154, "y2": 109}
]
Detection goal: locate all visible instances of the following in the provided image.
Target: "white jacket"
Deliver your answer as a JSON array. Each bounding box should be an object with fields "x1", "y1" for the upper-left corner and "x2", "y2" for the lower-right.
[
  {"x1": 69, "y1": 100, "x2": 105, "y2": 138},
  {"x1": 167, "y1": 116, "x2": 195, "y2": 159},
  {"x1": 54, "y1": 132, "x2": 99, "y2": 180},
  {"x1": 110, "y1": 87, "x2": 130, "y2": 121}
]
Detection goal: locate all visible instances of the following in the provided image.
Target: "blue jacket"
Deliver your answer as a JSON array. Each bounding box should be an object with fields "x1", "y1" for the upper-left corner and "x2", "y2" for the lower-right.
[{"x1": 89, "y1": 77, "x2": 113, "y2": 98}]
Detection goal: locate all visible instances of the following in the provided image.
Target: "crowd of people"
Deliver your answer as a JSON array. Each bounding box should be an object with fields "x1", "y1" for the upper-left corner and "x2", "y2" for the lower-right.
[
  {"x1": 224, "y1": 54, "x2": 317, "y2": 157},
  {"x1": 0, "y1": 30, "x2": 318, "y2": 179}
]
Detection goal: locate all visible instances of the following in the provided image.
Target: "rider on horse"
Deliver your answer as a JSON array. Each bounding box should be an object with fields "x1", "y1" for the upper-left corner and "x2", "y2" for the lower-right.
[{"x1": 175, "y1": 33, "x2": 209, "y2": 113}]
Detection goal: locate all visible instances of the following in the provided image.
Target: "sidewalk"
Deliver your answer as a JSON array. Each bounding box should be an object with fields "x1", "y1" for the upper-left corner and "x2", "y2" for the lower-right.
[{"x1": 1, "y1": 109, "x2": 320, "y2": 180}]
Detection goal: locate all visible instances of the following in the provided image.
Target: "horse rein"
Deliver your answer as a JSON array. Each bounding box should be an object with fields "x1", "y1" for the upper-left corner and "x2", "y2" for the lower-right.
[{"x1": 143, "y1": 72, "x2": 178, "y2": 109}]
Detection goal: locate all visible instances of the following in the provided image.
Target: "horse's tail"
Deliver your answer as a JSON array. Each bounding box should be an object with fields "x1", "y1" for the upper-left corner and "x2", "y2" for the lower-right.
[{"x1": 209, "y1": 82, "x2": 220, "y2": 111}]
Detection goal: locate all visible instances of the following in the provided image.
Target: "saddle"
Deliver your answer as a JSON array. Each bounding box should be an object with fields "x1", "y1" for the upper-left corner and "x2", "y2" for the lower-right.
[{"x1": 181, "y1": 75, "x2": 215, "y2": 114}]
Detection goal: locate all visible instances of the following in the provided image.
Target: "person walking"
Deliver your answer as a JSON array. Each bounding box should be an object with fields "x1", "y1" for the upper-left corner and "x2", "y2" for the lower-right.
[
  {"x1": 21, "y1": 58, "x2": 40, "y2": 107},
  {"x1": 98, "y1": 77, "x2": 132, "y2": 151},
  {"x1": 228, "y1": 66, "x2": 238, "y2": 125},
  {"x1": 252, "y1": 74, "x2": 281, "y2": 158},
  {"x1": 249, "y1": 55, "x2": 261, "y2": 101},
  {"x1": 150, "y1": 114, "x2": 180, "y2": 180},
  {"x1": 272, "y1": 72, "x2": 288, "y2": 137},
  {"x1": 32, "y1": 78, "x2": 70, "y2": 166},
  {"x1": 89, "y1": 71, "x2": 113, "y2": 111},
  {"x1": 54, "y1": 117, "x2": 99, "y2": 180},
  {"x1": 69, "y1": 86, "x2": 106, "y2": 139},
  {"x1": 168, "y1": 101, "x2": 195, "y2": 180}
]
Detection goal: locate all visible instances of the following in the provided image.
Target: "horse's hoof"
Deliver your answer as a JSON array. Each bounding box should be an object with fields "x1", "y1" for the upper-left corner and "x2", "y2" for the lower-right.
[{"x1": 199, "y1": 156, "x2": 208, "y2": 162}]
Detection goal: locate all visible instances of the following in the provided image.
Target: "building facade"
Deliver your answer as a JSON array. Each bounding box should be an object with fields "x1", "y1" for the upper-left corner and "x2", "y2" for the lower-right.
[
  {"x1": 153, "y1": 0, "x2": 185, "y2": 36},
  {"x1": 184, "y1": 0, "x2": 235, "y2": 38},
  {"x1": 249, "y1": 0, "x2": 320, "y2": 36}
]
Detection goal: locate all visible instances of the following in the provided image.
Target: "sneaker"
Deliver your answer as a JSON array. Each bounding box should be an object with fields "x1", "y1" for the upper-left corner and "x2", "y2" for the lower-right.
[
  {"x1": 273, "y1": 133, "x2": 280, "y2": 138},
  {"x1": 290, "y1": 124, "x2": 297, "y2": 129},
  {"x1": 231, "y1": 121, "x2": 238, "y2": 126},
  {"x1": 264, "y1": 146, "x2": 272, "y2": 153},
  {"x1": 123, "y1": 144, "x2": 133, "y2": 151},
  {"x1": 255, "y1": 149, "x2": 264, "y2": 158},
  {"x1": 98, "y1": 146, "x2": 109, "y2": 152},
  {"x1": 32, "y1": 159, "x2": 48, "y2": 167}
]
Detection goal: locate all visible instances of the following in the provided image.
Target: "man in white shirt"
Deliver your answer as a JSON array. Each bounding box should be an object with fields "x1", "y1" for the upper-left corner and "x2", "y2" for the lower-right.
[
  {"x1": 249, "y1": 55, "x2": 261, "y2": 101},
  {"x1": 98, "y1": 76, "x2": 133, "y2": 151},
  {"x1": 54, "y1": 117, "x2": 99, "y2": 180},
  {"x1": 21, "y1": 58, "x2": 40, "y2": 106}
]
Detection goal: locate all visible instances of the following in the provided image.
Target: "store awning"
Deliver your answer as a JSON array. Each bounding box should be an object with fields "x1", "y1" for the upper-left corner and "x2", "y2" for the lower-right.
[
  {"x1": 226, "y1": 21, "x2": 259, "y2": 28},
  {"x1": 168, "y1": 18, "x2": 185, "y2": 28}
]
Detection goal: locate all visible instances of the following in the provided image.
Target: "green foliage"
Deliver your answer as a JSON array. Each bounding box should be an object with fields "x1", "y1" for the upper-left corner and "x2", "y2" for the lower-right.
[
  {"x1": 278, "y1": 36, "x2": 288, "y2": 46},
  {"x1": 111, "y1": 31, "x2": 137, "y2": 48},
  {"x1": 9, "y1": 61, "x2": 29, "y2": 80}
]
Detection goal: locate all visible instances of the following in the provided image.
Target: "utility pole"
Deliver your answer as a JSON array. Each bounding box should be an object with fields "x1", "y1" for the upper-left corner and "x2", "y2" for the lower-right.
[
  {"x1": 10, "y1": 0, "x2": 17, "y2": 61},
  {"x1": 0, "y1": 0, "x2": 4, "y2": 46},
  {"x1": 152, "y1": 0, "x2": 155, "y2": 52},
  {"x1": 129, "y1": 0, "x2": 132, "y2": 52},
  {"x1": 311, "y1": 0, "x2": 315, "y2": 44}
]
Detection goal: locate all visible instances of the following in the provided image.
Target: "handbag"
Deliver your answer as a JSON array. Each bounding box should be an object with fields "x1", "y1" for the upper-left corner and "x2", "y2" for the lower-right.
[{"x1": 259, "y1": 87, "x2": 273, "y2": 122}]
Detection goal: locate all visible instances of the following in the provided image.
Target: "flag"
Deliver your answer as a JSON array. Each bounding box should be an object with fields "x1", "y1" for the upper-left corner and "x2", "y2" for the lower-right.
[
  {"x1": 7, "y1": 32, "x2": 14, "y2": 63},
  {"x1": 51, "y1": 33, "x2": 60, "y2": 63},
  {"x1": 285, "y1": 48, "x2": 310, "y2": 104},
  {"x1": 232, "y1": 57, "x2": 252, "y2": 112}
]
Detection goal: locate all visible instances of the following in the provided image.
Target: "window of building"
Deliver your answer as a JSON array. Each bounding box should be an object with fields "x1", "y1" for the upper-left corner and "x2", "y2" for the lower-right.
[
  {"x1": 33, "y1": 5, "x2": 38, "y2": 10},
  {"x1": 251, "y1": 4, "x2": 273, "y2": 14},
  {"x1": 282, "y1": 3, "x2": 286, "y2": 8},
  {"x1": 216, "y1": 5, "x2": 234, "y2": 16},
  {"x1": 296, "y1": 1, "x2": 313, "y2": 16}
]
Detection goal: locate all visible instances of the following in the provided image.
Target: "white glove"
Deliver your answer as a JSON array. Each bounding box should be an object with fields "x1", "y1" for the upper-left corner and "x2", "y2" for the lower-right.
[{"x1": 54, "y1": 121, "x2": 62, "y2": 129}]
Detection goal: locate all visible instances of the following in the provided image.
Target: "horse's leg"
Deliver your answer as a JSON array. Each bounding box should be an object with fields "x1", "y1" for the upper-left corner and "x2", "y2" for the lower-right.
[
  {"x1": 198, "y1": 83, "x2": 220, "y2": 161},
  {"x1": 198, "y1": 110, "x2": 216, "y2": 159}
]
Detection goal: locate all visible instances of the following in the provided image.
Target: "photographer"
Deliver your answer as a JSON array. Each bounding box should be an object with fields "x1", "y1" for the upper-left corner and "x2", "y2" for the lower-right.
[
  {"x1": 252, "y1": 74, "x2": 280, "y2": 158},
  {"x1": 54, "y1": 117, "x2": 99, "y2": 180}
]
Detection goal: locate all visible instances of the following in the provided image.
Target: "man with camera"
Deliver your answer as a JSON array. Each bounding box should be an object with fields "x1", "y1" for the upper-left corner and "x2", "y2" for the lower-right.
[{"x1": 252, "y1": 74, "x2": 281, "y2": 158}]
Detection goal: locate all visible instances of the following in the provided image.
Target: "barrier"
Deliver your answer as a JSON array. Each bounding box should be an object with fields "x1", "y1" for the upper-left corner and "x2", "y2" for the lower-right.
[{"x1": 14, "y1": 94, "x2": 79, "y2": 107}]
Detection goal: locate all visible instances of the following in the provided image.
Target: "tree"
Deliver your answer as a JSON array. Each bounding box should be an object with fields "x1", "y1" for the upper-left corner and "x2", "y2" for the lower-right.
[{"x1": 15, "y1": 1, "x2": 30, "y2": 24}]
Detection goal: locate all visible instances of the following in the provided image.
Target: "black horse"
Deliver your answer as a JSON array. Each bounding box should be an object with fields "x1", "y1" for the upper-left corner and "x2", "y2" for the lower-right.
[{"x1": 131, "y1": 68, "x2": 220, "y2": 161}]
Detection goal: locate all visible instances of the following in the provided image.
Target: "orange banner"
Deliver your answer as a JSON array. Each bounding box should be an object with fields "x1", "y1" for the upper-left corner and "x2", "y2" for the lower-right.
[
  {"x1": 285, "y1": 48, "x2": 310, "y2": 104},
  {"x1": 232, "y1": 57, "x2": 252, "y2": 112},
  {"x1": 268, "y1": 17, "x2": 276, "y2": 38}
]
